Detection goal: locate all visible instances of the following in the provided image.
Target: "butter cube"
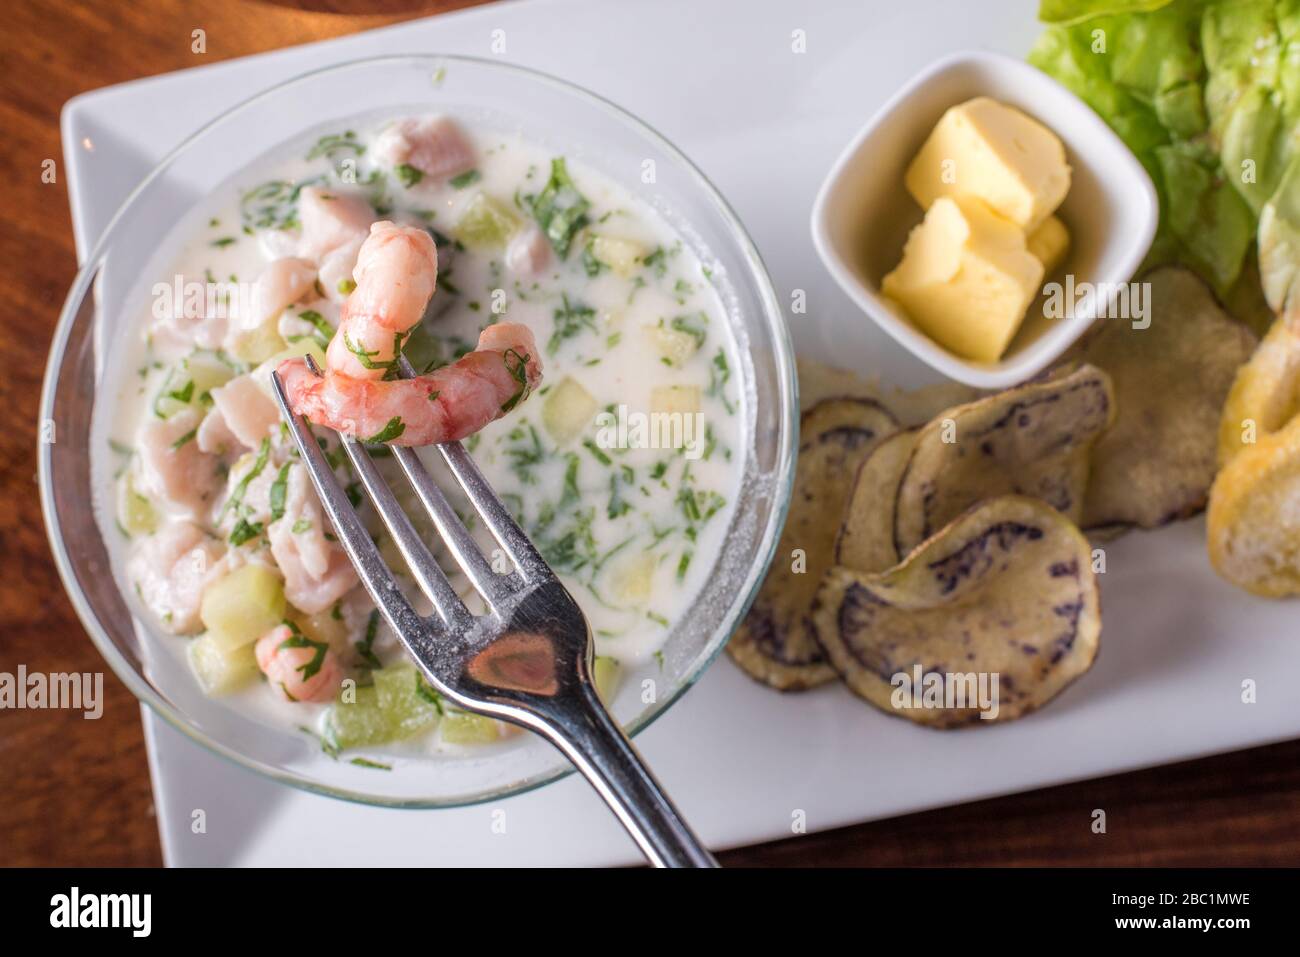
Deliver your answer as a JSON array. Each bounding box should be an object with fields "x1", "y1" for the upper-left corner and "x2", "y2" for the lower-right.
[
  {"x1": 882, "y1": 197, "x2": 1045, "y2": 362},
  {"x1": 905, "y1": 97, "x2": 1071, "y2": 231},
  {"x1": 1027, "y1": 215, "x2": 1070, "y2": 275}
]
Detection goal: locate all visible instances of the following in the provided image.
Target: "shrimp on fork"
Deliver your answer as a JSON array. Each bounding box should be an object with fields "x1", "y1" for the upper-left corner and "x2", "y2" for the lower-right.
[{"x1": 280, "y1": 220, "x2": 543, "y2": 446}]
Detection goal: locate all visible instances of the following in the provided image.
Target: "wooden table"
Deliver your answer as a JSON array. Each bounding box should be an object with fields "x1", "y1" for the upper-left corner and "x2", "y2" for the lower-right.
[{"x1": 3, "y1": 0, "x2": 1297, "y2": 868}]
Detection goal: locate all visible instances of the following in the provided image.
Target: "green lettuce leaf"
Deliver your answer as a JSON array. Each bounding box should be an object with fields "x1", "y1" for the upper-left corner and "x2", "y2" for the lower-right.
[{"x1": 1031, "y1": 0, "x2": 1300, "y2": 298}]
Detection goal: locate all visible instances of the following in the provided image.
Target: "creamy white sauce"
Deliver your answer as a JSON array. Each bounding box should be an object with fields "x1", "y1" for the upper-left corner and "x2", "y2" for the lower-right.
[{"x1": 106, "y1": 116, "x2": 744, "y2": 755}]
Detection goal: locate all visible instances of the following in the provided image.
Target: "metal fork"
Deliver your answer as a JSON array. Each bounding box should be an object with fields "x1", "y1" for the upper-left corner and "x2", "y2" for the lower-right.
[{"x1": 269, "y1": 361, "x2": 718, "y2": 869}]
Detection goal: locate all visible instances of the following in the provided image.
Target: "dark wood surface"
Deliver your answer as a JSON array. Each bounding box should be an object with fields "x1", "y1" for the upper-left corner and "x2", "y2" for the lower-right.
[{"x1": 2, "y1": 0, "x2": 1297, "y2": 868}]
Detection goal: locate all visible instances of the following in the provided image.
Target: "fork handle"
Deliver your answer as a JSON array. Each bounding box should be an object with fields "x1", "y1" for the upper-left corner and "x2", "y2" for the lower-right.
[{"x1": 536, "y1": 686, "x2": 718, "y2": 868}]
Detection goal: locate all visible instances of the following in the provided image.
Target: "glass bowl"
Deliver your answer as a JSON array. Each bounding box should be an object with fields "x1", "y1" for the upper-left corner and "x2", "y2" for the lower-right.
[{"x1": 39, "y1": 55, "x2": 797, "y2": 808}]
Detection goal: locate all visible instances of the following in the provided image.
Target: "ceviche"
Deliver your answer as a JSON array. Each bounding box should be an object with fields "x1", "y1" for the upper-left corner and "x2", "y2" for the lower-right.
[{"x1": 107, "y1": 113, "x2": 743, "y2": 756}]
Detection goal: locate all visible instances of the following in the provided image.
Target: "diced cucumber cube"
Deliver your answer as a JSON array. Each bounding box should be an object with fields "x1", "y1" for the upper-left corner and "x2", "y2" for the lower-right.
[
  {"x1": 373, "y1": 665, "x2": 441, "y2": 739},
  {"x1": 588, "y1": 235, "x2": 646, "y2": 277},
  {"x1": 116, "y1": 471, "x2": 158, "y2": 537},
  {"x1": 188, "y1": 633, "x2": 258, "y2": 695},
  {"x1": 609, "y1": 552, "x2": 656, "y2": 605},
  {"x1": 153, "y1": 352, "x2": 236, "y2": 419},
  {"x1": 440, "y1": 710, "x2": 500, "y2": 745},
  {"x1": 325, "y1": 685, "x2": 390, "y2": 749},
  {"x1": 229, "y1": 321, "x2": 287, "y2": 366},
  {"x1": 542, "y1": 376, "x2": 599, "y2": 445},
  {"x1": 290, "y1": 606, "x2": 347, "y2": 650},
  {"x1": 456, "y1": 193, "x2": 520, "y2": 249},
  {"x1": 200, "y1": 563, "x2": 286, "y2": 652},
  {"x1": 593, "y1": 655, "x2": 622, "y2": 704},
  {"x1": 252, "y1": 340, "x2": 328, "y2": 397},
  {"x1": 324, "y1": 665, "x2": 439, "y2": 750},
  {"x1": 650, "y1": 384, "x2": 701, "y2": 416},
  {"x1": 643, "y1": 321, "x2": 701, "y2": 367}
]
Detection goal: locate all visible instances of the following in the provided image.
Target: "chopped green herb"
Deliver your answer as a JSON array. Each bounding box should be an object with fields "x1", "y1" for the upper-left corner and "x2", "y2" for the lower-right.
[
  {"x1": 449, "y1": 169, "x2": 481, "y2": 189},
  {"x1": 278, "y1": 620, "x2": 328, "y2": 680},
  {"x1": 364, "y1": 416, "x2": 406, "y2": 445},
  {"x1": 229, "y1": 518, "x2": 264, "y2": 546},
  {"x1": 530, "y1": 157, "x2": 590, "y2": 258},
  {"x1": 354, "y1": 609, "x2": 382, "y2": 670},
  {"x1": 219, "y1": 437, "x2": 271, "y2": 520},
  {"x1": 349, "y1": 757, "x2": 393, "y2": 770},
  {"x1": 170, "y1": 428, "x2": 197, "y2": 450},
  {"x1": 500, "y1": 348, "x2": 532, "y2": 413},
  {"x1": 582, "y1": 438, "x2": 612, "y2": 466},
  {"x1": 269, "y1": 463, "x2": 291, "y2": 522},
  {"x1": 547, "y1": 294, "x2": 597, "y2": 354},
  {"x1": 395, "y1": 163, "x2": 424, "y2": 188},
  {"x1": 305, "y1": 131, "x2": 364, "y2": 162}
]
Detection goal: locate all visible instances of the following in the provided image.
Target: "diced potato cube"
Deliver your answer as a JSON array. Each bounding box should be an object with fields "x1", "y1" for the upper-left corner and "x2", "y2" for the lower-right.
[
  {"x1": 651, "y1": 385, "x2": 701, "y2": 416},
  {"x1": 440, "y1": 710, "x2": 501, "y2": 745},
  {"x1": 593, "y1": 655, "x2": 622, "y2": 705},
  {"x1": 610, "y1": 552, "x2": 656, "y2": 605},
  {"x1": 116, "y1": 472, "x2": 158, "y2": 537},
  {"x1": 643, "y1": 321, "x2": 701, "y2": 367},
  {"x1": 589, "y1": 235, "x2": 646, "y2": 277},
  {"x1": 200, "y1": 563, "x2": 286, "y2": 652},
  {"x1": 456, "y1": 193, "x2": 520, "y2": 249},
  {"x1": 542, "y1": 376, "x2": 600, "y2": 444},
  {"x1": 188, "y1": 634, "x2": 258, "y2": 695}
]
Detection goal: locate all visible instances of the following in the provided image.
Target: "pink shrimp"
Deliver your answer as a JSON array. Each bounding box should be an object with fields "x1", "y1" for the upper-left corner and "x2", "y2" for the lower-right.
[
  {"x1": 280, "y1": 322, "x2": 543, "y2": 446},
  {"x1": 281, "y1": 218, "x2": 542, "y2": 445},
  {"x1": 255, "y1": 623, "x2": 343, "y2": 703},
  {"x1": 324, "y1": 221, "x2": 440, "y2": 380}
]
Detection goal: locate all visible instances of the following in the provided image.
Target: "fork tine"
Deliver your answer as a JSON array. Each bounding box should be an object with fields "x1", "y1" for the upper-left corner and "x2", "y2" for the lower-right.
[
  {"x1": 438, "y1": 440, "x2": 551, "y2": 583},
  {"x1": 340, "y1": 437, "x2": 475, "y2": 631},
  {"x1": 392, "y1": 446, "x2": 520, "y2": 607},
  {"x1": 392, "y1": 355, "x2": 550, "y2": 583},
  {"x1": 269, "y1": 371, "x2": 444, "y2": 661}
]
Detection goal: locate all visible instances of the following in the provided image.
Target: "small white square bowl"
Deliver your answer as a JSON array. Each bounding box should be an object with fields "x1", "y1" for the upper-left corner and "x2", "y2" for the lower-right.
[{"x1": 810, "y1": 50, "x2": 1158, "y2": 389}]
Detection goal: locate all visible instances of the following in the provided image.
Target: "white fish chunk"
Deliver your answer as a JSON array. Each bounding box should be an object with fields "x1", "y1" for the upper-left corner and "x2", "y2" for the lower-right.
[
  {"x1": 506, "y1": 225, "x2": 551, "y2": 278},
  {"x1": 210, "y1": 374, "x2": 281, "y2": 449},
  {"x1": 128, "y1": 521, "x2": 224, "y2": 634},
  {"x1": 247, "y1": 257, "x2": 316, "y2": 331},
  {"x1": 297, "y1": 186, "x2": 375, "y2": 263},
  {"x1": 137, "y1": 408, "x2": 222, "y2": 518},
  {"x1": 268, "y1": 464, "x2": 357, "y2": 613},
  {"x1": 196, "y1": 406, "x2": 238, "y2": 456},
  {"x1": 317, "y1": 235, "x2": 364, "y2": 303},
  {"x1": 373, "y1": 115, "x2": 475, "y2": 181}
]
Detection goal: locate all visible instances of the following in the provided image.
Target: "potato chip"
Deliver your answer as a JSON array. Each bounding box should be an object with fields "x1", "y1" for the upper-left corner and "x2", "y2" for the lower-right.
[
  {"x1": 727, "y1": 398, "x2": 897, "y2": 690},
  {"x1": 812, "y1": 495, "x2": 1101, "y2": 727},
  {"x1": 893, "y1": 364, "x2": 1114, "y2": 555},
  {"x1": 835, "y1": 428, "x2": 918, "y2": 573}
]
